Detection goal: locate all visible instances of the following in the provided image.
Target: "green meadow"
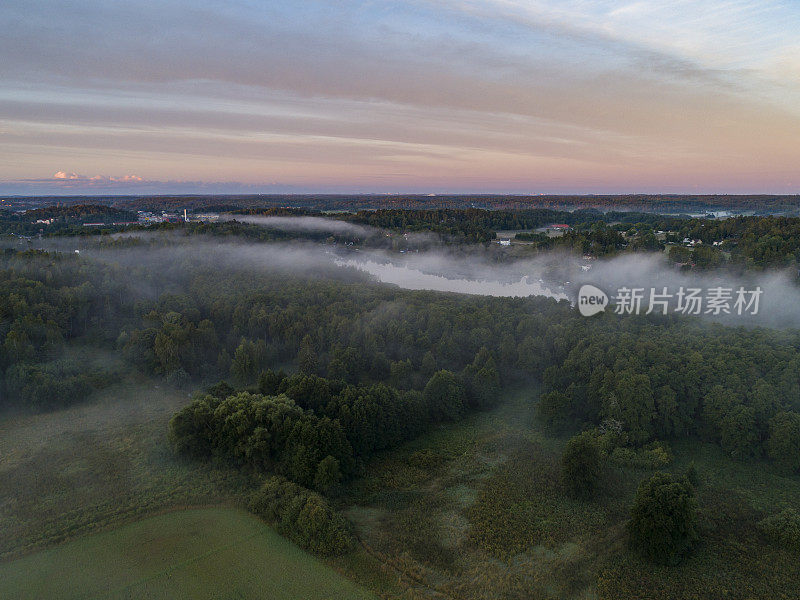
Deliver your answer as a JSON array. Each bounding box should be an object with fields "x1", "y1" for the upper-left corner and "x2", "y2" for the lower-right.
[
  {"x1": 0, "y1": 507, "x2": 376, "y2": 600},
  {"x1": 3, "y1": 377, "x2": 799, "y2": 599}
]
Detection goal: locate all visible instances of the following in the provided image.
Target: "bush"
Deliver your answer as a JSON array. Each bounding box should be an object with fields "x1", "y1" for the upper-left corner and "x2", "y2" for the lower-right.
[
  {"x1": 562, "y1": 431, "x2": 602, "y2": 499},
  {"x1": 684, "y1": 462, "x2": 700, "y2": 487},
  {"x1": 408, "y1": 448, "x2": 446, "y2": 470},
  {"x1": 249, "y1": 476, "x2": 355, "y2": 556},
  {"x1": 536, "y1": 391, "x2": 572, "y2": 429},
  {"x1": 168, "y1": 397, "x2": 216, "y2": 458},
  {"x1": 629, "y1": 472, "x2": 699, "y2": 565},
  {"x1": 758, "y1": 508, "x2": 800, "y2": 550},
  {"x1": 610, "y1": 441, "x2": 672, "y2": 470}
]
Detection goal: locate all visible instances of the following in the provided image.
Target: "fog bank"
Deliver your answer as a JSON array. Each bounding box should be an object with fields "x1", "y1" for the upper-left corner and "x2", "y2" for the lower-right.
[
  {"x1": 17, "y1": 229, "x2": 800, "y2": 329},
  {"x1": 223, "y1": 215, "x2": 376, "y2": 237}
]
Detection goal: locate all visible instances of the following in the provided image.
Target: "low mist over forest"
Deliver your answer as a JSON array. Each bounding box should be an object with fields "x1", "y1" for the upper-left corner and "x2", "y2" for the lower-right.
[
  {"x1": 1, "y1": 201, "x2": 800, "y2": 598},
  {"x1": 5, "y1": 0, "x2": 800, "y2": 595}
]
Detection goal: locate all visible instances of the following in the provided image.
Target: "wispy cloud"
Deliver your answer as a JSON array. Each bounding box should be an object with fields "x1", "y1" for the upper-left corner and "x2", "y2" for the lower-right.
[
  {"x1": 1, "y1": 0, "x2": 799, "y2": 193},
  {"x1": 0, "y1": 173, "x2": 296, "y2": 195},
  {"x1": 53, "y1": 171, "x2": 143, "y2": 183}
]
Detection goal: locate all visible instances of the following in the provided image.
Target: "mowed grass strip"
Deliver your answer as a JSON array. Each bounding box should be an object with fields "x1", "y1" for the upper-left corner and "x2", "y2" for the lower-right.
[{"x1": 0, "y1": 507, "x2": 377, "y2": 600}]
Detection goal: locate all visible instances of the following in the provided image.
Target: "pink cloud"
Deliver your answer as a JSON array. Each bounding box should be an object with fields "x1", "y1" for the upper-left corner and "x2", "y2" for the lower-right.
[
  {"x1": 53, "y1": 171, "x2": 83, "y2": 180},
  {"x1": 54, "y1": 171, "x2": 144, "y2": 184}
]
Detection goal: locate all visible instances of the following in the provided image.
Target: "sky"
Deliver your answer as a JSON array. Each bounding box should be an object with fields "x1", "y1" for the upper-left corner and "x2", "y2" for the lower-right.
[{"x1": 1, "y1": 0, "x2": 800, "y2": 195}]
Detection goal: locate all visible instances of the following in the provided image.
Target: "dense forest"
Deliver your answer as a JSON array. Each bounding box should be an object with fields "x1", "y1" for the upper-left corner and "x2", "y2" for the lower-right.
[
  {"x1": 0, "y1": 205, "x2": 137, "y2": 236},
  {"x1": 2, "y1": 214, "x2": 800, "y2": 598},
  {"x1": 4, "y1": 193, "x2": 800, "y2": 213},
  {"x1": 3, "y1": 237, "x2": 800, "y2": 475}
]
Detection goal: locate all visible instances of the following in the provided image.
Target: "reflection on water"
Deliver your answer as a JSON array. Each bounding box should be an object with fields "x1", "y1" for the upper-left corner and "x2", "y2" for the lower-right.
[{"x1": 335, "y1": 258, "x2": 568, "y2": 300}]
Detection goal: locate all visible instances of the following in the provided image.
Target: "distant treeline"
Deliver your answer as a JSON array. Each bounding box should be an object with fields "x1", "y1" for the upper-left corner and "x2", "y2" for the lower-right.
[
  {"x1": 338, "y1": 208, "x2": 686, "y2": 243},
  {"x1": 0, "y1": 205, "x2": 137, "y2": 236},
  {"x1": 7, "y1": 204, "x2": 800, "y2": 270},
  {"x1": 4, "y1": 194, "x2": 800, "y2": 213}
]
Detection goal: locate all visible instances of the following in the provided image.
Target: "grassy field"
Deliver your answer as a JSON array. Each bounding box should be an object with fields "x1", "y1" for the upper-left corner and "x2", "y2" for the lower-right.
[
  {"x1": 0, "y1": 372, "x2": 401, "y2": 599},
  {"x1": 3, "y1": 376, "x2": 799, "y2": 599},
  {"x1": 341, "y1": 384, "x2": 800, "y2": 600},
  {"x1": 0, "y1": 507, "x2": 377, "y2": 600},
  {"x1": 0, "y1": 375, "x2": 249, "y2": 560}
]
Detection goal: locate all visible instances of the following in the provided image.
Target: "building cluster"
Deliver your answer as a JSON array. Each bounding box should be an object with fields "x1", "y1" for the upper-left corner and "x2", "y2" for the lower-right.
[
  {"x1": 137, "y1": 210, "x2": 187, "y2": 224},
  {"x1": 136, "y1": 210, "x2": 220, "y2": 224}
]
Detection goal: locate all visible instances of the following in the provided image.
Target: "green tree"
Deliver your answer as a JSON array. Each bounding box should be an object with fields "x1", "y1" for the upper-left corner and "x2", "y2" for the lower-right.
[
  {"x1": 629, "y1": 472, "x2": 699, "y2": 565},
  {"x1": 601, "y1": 369, "x2": 655, "y2": 445},
  {"x1": 767, "y1": 411, "x2": 800, "y2": 473},
  {"x1": 3, "y1": 329, "x2": 34, "y2": 365},
  {"x1": 561, "y1": 431, "x2": 602, "y2": 499},
  {"x1": 462, "y1": 348, "x2": 500, "y2": 410},
  {"x1": 758, "y1": 508, "x2": 800, "y2": 549},
  {"x1": 258, "y1": 369, "x2": 286, "y2": 396},
  {"x1": 667, "y1": 245, "x2": 692, "y2": 264},
  {"x1": 313, "y1": 455, "x2": 342, "y2": 493},
  {"x1": 420, "y1": 351, "x2": 437, "y2": 378},
  {"x1": 230, "y1": 338, "x2": 261, "y2": 383},
  {"x1": 168, "y1": 397, "x2": 216, "y2": 458},
  {"x1": 297, "y1": 335, "x2": 318, "y2": 375},
  {"x1": 536, "y1": 391, "x2": 572, "y2": 429},
  {"x1": 423, "y1": 370, "x2": 466, "y2": 422},
  {"x1": 389, "y1": 359, "x2": 413, "y2": 389},
  {"x1": 719, "y1": 405, "x2": 760, "y2": 460}
]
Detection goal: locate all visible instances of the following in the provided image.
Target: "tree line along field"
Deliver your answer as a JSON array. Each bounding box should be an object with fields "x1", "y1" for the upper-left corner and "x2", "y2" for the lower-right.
[{"x1": 1, "y1": 225, "x2": 800, "y2": 599}]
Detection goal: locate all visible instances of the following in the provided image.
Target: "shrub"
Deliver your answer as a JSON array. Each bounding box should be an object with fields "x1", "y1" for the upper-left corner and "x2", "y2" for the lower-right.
[
  {"x1": 610, "y1": 441, "x2": 672, "y2": 470},
  {"x1": 408, "y1": 448, "x2": 446, "y2": 470},
  {"x1": 758, "y1": 508, "x2": 800, "y2": 550},
  {"x1": 562, "y1": 431, "x2": 602, "y2": 499},
  {"x1": 629, "y1": 472, "x2": 699, "y2": 565},
  {"x1": 536, "y1": 391, "x2": 572, "y2": 429}
]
